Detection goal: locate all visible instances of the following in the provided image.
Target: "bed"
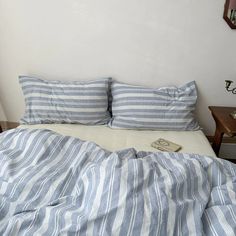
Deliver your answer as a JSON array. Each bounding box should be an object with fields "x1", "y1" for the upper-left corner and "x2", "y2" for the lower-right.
[{"x1": 0, "y1": 76, "x2": 236, "y2": 236}]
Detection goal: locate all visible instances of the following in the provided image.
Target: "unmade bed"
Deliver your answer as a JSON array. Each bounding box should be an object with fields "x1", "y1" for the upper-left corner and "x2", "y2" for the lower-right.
[{"x1": 0, "y1": 76, "x2": 236, "y2": 236}]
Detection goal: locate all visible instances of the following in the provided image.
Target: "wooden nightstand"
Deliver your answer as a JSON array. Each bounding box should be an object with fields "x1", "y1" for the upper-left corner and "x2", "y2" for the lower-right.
[
  {"x1": 209, "y1": 106, "x2": 236, "y2": 156},
  {"x1": 0, "y1": 121, "x2": 19, "y2": 133}
]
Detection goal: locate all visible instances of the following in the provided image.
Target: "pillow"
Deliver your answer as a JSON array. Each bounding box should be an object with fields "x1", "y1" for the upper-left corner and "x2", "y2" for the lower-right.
[
  {"x1": 109, "y1": 81, "x2": 200, "y2": 130},
  {"x1": 19, "y1": 76, "x2": 111, "y2": 125}
]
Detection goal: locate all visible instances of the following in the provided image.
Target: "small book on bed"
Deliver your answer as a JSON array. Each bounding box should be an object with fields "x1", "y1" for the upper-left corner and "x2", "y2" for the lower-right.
[{"x1": 151, "y1": 138, "x2": 182, "y2": 152}]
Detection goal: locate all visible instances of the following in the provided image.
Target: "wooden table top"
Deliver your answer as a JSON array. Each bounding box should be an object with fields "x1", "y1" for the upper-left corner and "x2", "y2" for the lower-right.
[
  {"x1": 0, "y1": 121, "x2": 19, "y2": 131},
  {"x1": 209, "y1": 106, "x2": 236, "y2": 135}
]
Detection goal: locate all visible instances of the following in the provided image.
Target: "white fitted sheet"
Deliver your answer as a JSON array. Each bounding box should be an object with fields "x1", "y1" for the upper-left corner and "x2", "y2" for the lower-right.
[{"x1": 20, "y1": 124, "x2": 216, "y2": 157}]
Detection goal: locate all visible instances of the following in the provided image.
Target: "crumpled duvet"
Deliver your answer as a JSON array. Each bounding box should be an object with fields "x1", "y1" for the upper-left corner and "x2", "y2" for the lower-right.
[{"x1": 0, "y1": 128, "x2": 236, "y2": 236}]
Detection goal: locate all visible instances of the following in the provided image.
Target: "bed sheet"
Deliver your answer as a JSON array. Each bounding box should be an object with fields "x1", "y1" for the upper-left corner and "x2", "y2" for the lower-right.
[{"x1": 20, "y1": 124, "x2": 216, "y2": 157}]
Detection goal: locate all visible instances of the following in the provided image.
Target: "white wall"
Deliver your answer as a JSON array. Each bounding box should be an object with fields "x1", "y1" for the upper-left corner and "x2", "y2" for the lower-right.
[
  {"x1": 0, "y1": 0, "x2": 235, "y2": 135},
  {"x1": 0, "y1": 102, "x2": 6, "y2": 120}
]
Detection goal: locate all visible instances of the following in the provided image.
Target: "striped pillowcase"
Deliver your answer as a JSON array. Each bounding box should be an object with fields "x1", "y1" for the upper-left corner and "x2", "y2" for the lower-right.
[
  {"x1": 19, "y1": 76, "x2": 111, "y2": 125},
  {"x1": 109, "y1": 81, "x2": 200, "y2": 130}
]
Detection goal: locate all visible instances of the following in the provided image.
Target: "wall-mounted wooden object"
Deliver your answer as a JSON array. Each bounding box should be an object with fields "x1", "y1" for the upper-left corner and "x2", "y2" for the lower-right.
[{"x1": 223, "y1": 0, "x2": 236, "y2": 29}]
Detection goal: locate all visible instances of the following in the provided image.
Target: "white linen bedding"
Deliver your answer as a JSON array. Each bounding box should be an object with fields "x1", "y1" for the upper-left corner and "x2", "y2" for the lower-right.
[{"x1": 20, "y1": 124, "x2": 216, "y2": 157}]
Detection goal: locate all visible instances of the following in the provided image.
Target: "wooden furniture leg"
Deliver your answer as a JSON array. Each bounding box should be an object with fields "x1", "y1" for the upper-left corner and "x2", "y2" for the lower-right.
[{"x1": 212, "y1": 127, "x2": 224, "y2": 156}]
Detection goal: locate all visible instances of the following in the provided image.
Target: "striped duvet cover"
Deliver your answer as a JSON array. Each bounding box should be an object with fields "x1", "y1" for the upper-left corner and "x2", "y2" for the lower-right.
[{"x1": 0, "y1": 128, "x2": 236, "y2": 236}]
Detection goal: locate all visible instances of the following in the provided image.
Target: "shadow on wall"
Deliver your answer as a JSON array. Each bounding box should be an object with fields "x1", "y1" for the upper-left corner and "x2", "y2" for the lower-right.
[{"x1": 0, "y1": 102, "x2": 7, "y2": 120}]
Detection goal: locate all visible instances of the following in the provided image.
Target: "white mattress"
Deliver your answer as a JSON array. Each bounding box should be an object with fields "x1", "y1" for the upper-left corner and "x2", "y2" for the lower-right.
[{"x1": 20, "y1": 124, "x2": 216, "y2": 157}]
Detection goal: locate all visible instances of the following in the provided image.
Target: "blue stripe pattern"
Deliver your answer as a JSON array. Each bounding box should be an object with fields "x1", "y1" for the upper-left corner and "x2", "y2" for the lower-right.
[
  {"x1": 109, "y1": 81, "x2": 200, "y2": 130},
  {"x1": 19, "y1": 76, "x2": 111, "y2": 125},
  {"x1": 0, "y1": 128, "x2": 236, "y2": 235}
]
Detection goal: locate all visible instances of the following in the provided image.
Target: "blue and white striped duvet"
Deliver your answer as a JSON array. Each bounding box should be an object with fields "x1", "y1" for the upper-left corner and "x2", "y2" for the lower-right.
[{"x1": 0, "y1": 128, "x2": 236, "y2": 236}]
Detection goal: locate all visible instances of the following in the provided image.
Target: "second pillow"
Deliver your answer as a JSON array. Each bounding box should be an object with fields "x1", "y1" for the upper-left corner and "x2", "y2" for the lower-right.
[{"x1": 109, "y1": 81, "x2": 200, "y2": 131}]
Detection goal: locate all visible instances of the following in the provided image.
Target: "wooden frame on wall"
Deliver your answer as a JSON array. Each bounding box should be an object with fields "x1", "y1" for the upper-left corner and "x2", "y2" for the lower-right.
[{"x1": 223, "y1": 0, "x2": 236, "y2": 29}]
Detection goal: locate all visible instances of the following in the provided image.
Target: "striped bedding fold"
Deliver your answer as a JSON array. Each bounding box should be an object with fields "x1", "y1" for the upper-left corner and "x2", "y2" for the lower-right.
[{"x1": 0, "y1": 128, "x2": 236, "y2": 236}]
